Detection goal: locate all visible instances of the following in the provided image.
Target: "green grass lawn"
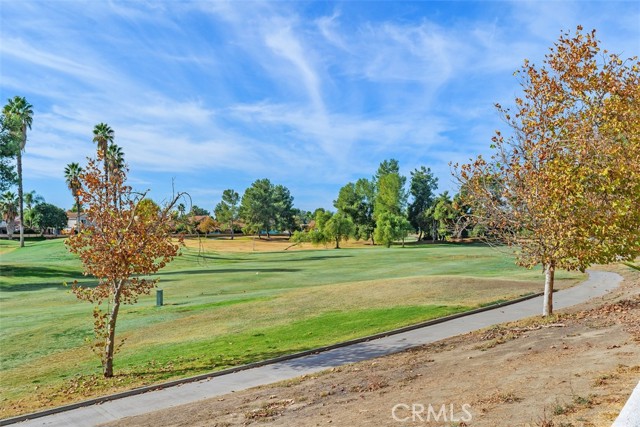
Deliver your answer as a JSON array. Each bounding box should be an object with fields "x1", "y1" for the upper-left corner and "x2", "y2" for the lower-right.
[{"x1": 0, "y1": 238, "x2": 583, "y2": 417}]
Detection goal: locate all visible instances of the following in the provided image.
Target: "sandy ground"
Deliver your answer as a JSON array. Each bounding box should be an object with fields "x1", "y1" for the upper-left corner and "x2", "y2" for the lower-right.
[
  {"x1": 107, "y1": 265, "x2": 639, "y2": 427},
  {"x1": 182, "y1": 235, "x2": 391, "y2": 253}
]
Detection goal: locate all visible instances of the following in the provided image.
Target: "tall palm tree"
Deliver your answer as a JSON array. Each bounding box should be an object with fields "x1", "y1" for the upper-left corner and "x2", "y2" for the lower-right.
[
  {"x1": 92, "y1": 123, "x2": 114, "y2": 179},
  {"x1": 92, "y1": 123, "x2": 114, "y2": 204},
  {"x1": 106, "y1": 143, "x2": 125, "y2": 173},
  {"x1": 92, "y1": 123, "x2": 114, "y2": 159},
  {"x1": 3, "y1": 96, "x2": 33, "y2": 247},
  {"x1": 0, "y1": 191, "x2": 18, "y2": 238},
  {"x1": 64, "y1": 163, "x2": 83, "y2": 233},
  {"x1": 106, "y1": 143, "x2": 125, "y2": 209},
  {"x1": 24, "y1": 190, "x2": 44, "y2": 210},
  {"x1": 23, "y1": 190, "x2": 44, "y2": 228}
]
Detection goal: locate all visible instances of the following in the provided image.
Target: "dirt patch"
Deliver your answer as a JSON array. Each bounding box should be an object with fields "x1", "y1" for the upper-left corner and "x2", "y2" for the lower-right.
[
  {"x1": 182, "y1": 236, "x2": 377, "y2": 253},
  {"x1": 107, "y1": 266, "x2": 639, "y2": 427}
]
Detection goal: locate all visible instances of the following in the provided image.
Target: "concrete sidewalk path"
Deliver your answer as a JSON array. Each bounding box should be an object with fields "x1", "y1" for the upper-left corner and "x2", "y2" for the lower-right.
[{"x1": 6, "y1": 270, "x2": 622, "y2": 427}]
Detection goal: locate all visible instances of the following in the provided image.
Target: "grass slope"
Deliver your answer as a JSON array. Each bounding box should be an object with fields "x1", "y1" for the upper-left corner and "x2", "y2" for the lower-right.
[{"x1": 0, "y1": 238, "x2": 583, "y2": 417}]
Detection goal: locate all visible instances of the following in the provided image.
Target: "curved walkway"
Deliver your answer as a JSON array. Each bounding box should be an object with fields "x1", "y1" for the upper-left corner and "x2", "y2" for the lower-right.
[{"x1": 5, "y1": 270, "x2": 622, "y2": 427}]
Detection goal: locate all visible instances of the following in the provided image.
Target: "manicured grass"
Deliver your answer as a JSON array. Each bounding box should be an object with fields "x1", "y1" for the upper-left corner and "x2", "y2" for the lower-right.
[
  {"x1": 117, "y1": 304, "x2": 468, "y2": 375},
  {"x1": 0, "y1": 238, "x2": 583, "y2": 417}
]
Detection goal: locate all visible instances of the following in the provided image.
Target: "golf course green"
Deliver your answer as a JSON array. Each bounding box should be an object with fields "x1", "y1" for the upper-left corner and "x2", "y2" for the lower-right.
[{"x1": 0, "y1": 238, "x2": 583, "y2": 416}]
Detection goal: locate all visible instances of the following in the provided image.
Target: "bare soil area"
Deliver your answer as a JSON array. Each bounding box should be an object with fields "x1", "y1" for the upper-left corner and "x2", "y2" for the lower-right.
[
  {"x1": 108, "y1": 266, "x2": 639, "y2": 427},
  {"x1": 182, "y1": 235, "x2": 385, "y2": 252}
]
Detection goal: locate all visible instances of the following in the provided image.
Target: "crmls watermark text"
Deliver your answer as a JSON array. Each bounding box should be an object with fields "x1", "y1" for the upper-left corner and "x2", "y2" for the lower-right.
[{"x1": 391, "y1": 403, "x2": 473, "y2": 423}]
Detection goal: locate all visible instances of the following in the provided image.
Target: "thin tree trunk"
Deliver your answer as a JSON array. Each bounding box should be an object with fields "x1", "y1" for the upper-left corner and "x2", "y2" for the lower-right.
[
  {"x1": 104, "y1": 164, "x2": 109, "y2": 206},
  {"x1": 76, "y1": 195, "x2": 81, "y2": 233},
  {"x1": 103, "y1": 284, "x2": 122, "y2": 378},
  {"x1": 230, "y1": 221, "x2": 234, "y2": 240},
  {"x1": 17, "y1": 150, "x2": 24, "y2": 247},
  {"x1": 543, "y1": 261, "x2": 555, "y2": 316}
]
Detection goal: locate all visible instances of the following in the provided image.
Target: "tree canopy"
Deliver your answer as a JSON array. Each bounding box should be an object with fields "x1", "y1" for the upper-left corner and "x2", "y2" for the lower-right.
[
  {"x1": 273, "y1": 184, "x2": 295, "y2": 234},
  {"x1": 0, "y1": 115, "x2": 18, "y2": 192},
  {"x1": 239, "y1": 179, "x2": 295, "y2": 238},
  {"x1": 189, "y1": 205, "x2": 210, "y2": 216},
  {"x1": 0, "y1": 191, "x2": 18, "y2": 236},
  {"x1": 65, "y1": 162, "x2": 83, "y2": 232},
  {"x1": 374, "y1": 211, "x2": 412, "y2": 248},
  {"x1": 407, "y1": 166, "x2": 438, "y2": 240},
  {"x1": 31, "y1": 203, "x2": 67, "y2": 234},
  {"x1": 456, "y1": 27, "x2": 640, "y2": 315},
  {"x1": 240, "y1": 178, "x2": 275, "y2": 237},
  {"x1": 324, "y1": 212, "x2": 355, "y2": 249},
  {"x1": 214, "y1": 189, "x2": 240, "y2": 238},
  {"x1": 374, "y1": 159, "x2": 407, "y2": 219}
]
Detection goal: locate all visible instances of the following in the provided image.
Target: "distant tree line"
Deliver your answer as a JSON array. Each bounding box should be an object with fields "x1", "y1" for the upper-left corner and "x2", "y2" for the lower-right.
[
  {"x1": 287, "y1": 158, "x2": 472, "y2": 249},
  {"x1": 177, "y1": 179, "x2": 309, "y2": 239},
  {"x1": 192, "y1": 157, "x2": 471, "y2": 248}
]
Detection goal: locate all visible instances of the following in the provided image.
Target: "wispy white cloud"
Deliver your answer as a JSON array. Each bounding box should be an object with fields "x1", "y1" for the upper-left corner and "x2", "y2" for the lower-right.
[
  {"x1": 360, "y1": 21, "x2": 462, "y2": 84},
  {"x1": 0, "y1": 38, "x2": 106, "y2": 83},
  {"x1": 315, "y1": 10, "x2": 348, "y2": 51},
  {"x1": 1, "y1": 0, "x2": 637, "y2": 211},
  {"x1": 264, "y1": 23, "x2": 326, "y2": 114}
]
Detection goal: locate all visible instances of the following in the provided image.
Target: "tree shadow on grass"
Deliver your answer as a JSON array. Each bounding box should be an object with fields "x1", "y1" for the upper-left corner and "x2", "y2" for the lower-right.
[
  {"x1": 0, "y1": 264, "x2": 94, "y2": 291},
  {"x1": 157, "y1": 268, "x2": 301, "y2": 277},
  {"x1": 179, "y1": 253, "x2": 253, "y2": 262},
  {"x1": 259, "y1": 255, "x2": 353, "y2": 262},
  {"x1": 180, "y1": 254, "x2": 352, "y2": 263}
]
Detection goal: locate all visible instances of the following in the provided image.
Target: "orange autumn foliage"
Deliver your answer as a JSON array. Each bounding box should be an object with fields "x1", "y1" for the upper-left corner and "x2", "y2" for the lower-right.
[
  {"x1": 66, "y1": 156, "x2": 185, "y2": 377},
  {"x1": 455, "y1": 27, "x2": 640, "y2": 315}
]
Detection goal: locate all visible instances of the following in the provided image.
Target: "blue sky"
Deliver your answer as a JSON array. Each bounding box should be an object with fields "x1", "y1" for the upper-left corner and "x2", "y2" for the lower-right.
[{"x1": 1, "y1": 1, "x2": 638, "y2": 213}]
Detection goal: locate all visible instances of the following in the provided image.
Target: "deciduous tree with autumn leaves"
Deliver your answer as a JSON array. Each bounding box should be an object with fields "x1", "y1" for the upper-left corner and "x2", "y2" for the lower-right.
[
  {"x1": 66, "y1": 128, "x2": 185, "y2": 377},
  {"x1": 456, "y1": 27, "x2": 640, "y2": 316}
]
